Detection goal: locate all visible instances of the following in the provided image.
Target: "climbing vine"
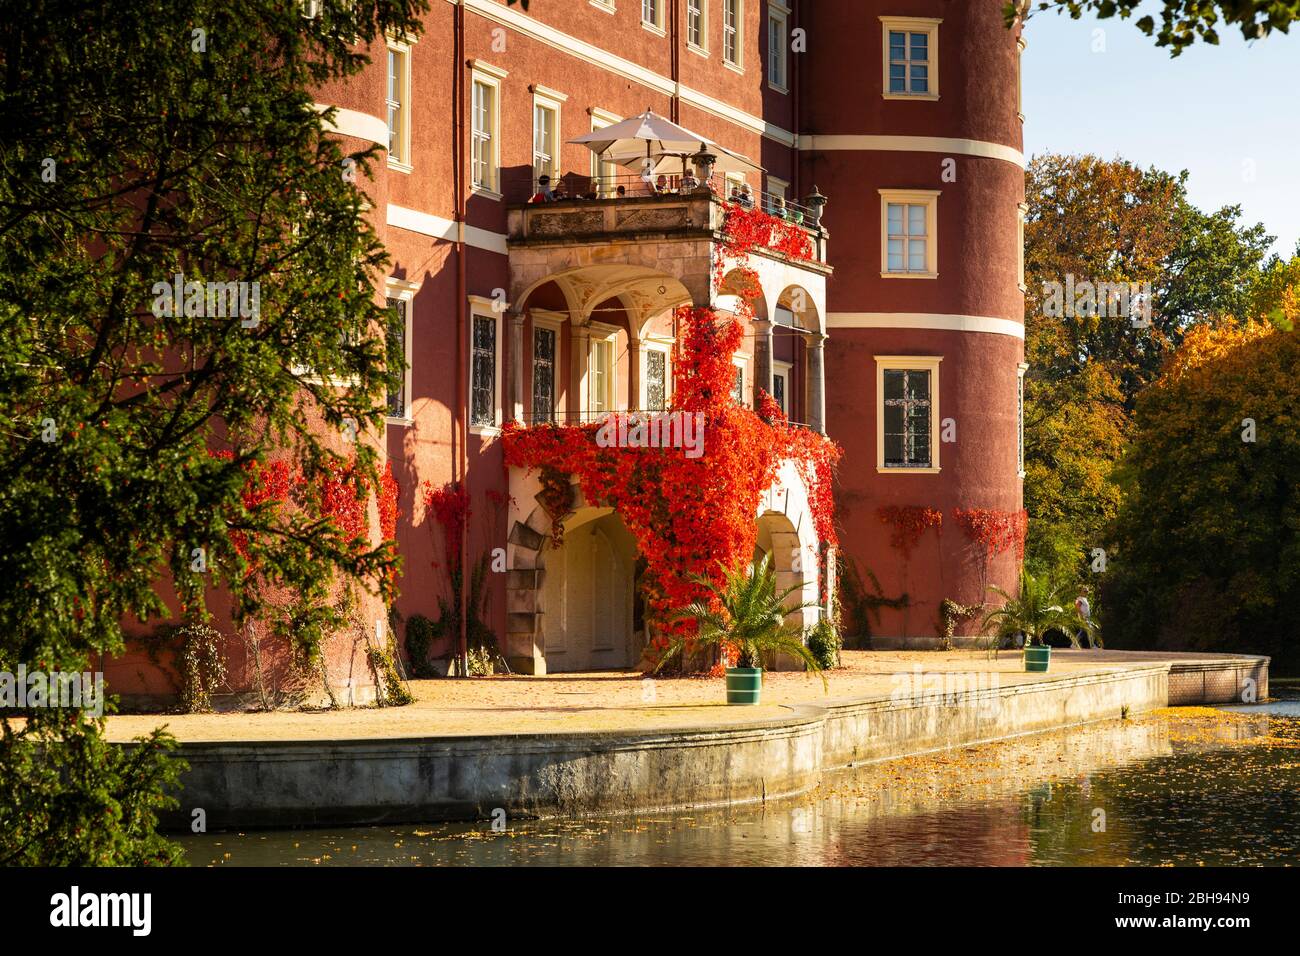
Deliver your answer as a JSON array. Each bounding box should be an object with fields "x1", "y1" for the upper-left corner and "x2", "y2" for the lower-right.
[
  {"x1": 503, "y1": 305, "x2": 840, "y2": 668},
  {"x1": 876, "y1": 506, "x2": 943, "y2": 559},
  {"x1": 953, "y1": 507, "x2": 1029, "y2": 600}
]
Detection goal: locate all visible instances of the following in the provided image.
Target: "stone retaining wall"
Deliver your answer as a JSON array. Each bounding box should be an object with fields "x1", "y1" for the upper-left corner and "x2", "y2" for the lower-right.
[{"x1": 161, "y1": 655, "x2": 1264, "y2": 830}]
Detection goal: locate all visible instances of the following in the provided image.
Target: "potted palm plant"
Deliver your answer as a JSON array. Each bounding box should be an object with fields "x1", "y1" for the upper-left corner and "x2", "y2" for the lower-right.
[
  {"x1": 656, "y1": 553, "x2": 826, "y2": 704},
  {"x1": 981, "y1": 568, "x2": 1095, "y2": 672}
]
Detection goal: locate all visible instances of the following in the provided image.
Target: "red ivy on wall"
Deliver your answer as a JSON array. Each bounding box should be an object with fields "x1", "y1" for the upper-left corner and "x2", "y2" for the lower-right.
[
  {"x1": 952, "y1": 507, "x2": 1028, "y2": 561},
  {"x1": 503, "y1": 305, "x2": 840, "y2": 659},
  {"x1": 212, "y1": 451, "x2": 396, "y2": 562},
  {"x1": 423, "y1": 481, "x2": 470, "y2": 574},
  {"x1": 876, "y1": 506, "x2": 943, "y2": 560}
]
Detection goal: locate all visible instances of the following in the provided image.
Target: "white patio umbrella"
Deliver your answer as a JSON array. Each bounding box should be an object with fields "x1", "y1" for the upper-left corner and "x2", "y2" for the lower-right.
[{"x1": 568, "y1": 109, "x2": 761, "y2": 177}]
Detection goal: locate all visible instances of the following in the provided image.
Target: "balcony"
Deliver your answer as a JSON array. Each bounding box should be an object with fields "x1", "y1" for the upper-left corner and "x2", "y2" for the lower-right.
[
  {"x1": 505, "y1": 171, "x2": 830, "y2": 271},
  {"x1": 500, "y1": 172, "x2": 832, "y2": 438}
]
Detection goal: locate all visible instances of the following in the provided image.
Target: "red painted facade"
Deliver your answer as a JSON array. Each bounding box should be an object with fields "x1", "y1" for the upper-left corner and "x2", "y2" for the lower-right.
[{"x1": 116, "y1": 0, "x2": 1026, "y2": 700}]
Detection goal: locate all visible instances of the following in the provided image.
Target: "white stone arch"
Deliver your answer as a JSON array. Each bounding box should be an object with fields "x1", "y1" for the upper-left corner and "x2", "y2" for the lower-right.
[
  {"x1": 755, "y1": 459, "x2": 825, "y2": 641},
  {"x1": 775, "y1": 283, "x2": 821, "y2": 333}
]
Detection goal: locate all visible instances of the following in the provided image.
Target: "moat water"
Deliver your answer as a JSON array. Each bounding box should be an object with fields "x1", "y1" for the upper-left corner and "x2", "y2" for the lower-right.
[{"x1": 180, "y1": 689, "x2": 1300, "y2": 867}]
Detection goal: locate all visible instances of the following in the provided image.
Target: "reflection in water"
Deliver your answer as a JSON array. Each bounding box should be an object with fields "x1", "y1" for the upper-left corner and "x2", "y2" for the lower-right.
[{"x1": 181, "y1": 700, "x2": 1300, "y2": 867}]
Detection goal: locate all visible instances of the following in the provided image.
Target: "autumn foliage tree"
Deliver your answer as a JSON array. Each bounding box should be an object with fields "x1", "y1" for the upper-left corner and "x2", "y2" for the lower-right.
[
  {"x1": 1022, "y1": 154, "x2": 1274, "y2": 588},
  {"x1": 1104, "y1": 323, "x2": 1299, "y2": 666}
]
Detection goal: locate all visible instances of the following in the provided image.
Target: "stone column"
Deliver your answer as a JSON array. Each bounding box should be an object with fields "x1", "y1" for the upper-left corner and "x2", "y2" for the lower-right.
[
  {"x1": 752, "y1": 318, "x2": 773, "y2": 405},
  {"x1": 807, "y1": 332, "x2": 826, "y2": 435},
  {"x1": 627, "y1": 336, "x2": 642, "y2": 410},
  {"x1": 508, "y1": 311, "x2": 524, "y2": 423},
  {"x1": 571, "y1": 323, "x2": 591, "y2": 422}
]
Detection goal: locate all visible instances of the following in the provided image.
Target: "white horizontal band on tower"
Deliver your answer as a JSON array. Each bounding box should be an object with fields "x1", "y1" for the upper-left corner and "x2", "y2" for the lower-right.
[
  {"x1": 801, "y1": 135, "x2": 1025, "y2": 169},
  {"x1": 387, "y1": 204, "x2": 509, "y2": 256},
  {"x1": 828, "y1": 312, "x2": 1024, "y2": 339},
  {"x1": 313, "y1": 104, "x2": 389, "y2": 146}
]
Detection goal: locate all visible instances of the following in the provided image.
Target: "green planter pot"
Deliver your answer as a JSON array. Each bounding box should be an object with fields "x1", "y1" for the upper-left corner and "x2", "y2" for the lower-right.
[
  {"x1": 725, "y1": 667, "x2": 763, "y2": 705},
  {"x1": 1024, "y1": 645, "x2": 1051, "y2": 673}
]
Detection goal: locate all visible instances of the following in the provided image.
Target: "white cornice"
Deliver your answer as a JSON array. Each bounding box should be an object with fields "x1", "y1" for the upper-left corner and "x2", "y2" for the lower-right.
[
  {"x1": 828, "y1": 312, "x2": 1024, "y2": 340},
  {"x1": 313, "y1": 104, "x2": 389, "y2": 146},
  {"x1": 387, "y1": 204, "x2": 508, "y2": 256},
  {"x1": 802, "y1": 135, "x2": 1025, "y2": 169}
]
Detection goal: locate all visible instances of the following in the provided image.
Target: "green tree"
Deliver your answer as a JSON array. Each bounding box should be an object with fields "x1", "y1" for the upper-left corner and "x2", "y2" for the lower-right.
[
  {"x1": 0, "y1": 0, "x2": 425, "y2": 864},
  {"x1": 1006, "y1": 1, "x2": 1300, "y2": 53}
]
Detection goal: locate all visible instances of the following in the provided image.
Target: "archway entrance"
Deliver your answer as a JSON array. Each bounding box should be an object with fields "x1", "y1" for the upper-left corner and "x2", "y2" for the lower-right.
[{"x1": 538, "y1": 507, "x2": 639, "y2": 671}]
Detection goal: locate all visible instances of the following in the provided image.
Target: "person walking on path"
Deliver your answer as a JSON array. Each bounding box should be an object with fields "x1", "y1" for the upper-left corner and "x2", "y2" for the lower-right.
[{"x1": 1074, "y1": 590, "x2": 1093, "y2": 648}]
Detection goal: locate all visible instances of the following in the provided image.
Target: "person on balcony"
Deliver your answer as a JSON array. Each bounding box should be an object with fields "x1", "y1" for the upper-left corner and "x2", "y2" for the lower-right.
[
  {"x1": 738, "y1": 183, "x2": 755, "y2": 209},
  {"x1": 530, "y1": 174, "x2": 556, "y2": 203},
  {"x1": 552, "y1": 178, "x2": 569, "y2": 201}
]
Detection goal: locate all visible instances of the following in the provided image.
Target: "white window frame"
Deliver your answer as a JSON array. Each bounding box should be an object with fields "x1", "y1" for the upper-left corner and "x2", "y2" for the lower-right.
[
  {"x1": 723, "y1": 0, "x2": 743, "y2": 71},
  {"x1": 767, "y1": 2, "x2": 790, "y2": 93},
  {"x1": 587, "y1": 321, "x2": 620, "y2": 417},
  {"x1": 686, "y1": 0, "x2": 709, "y2": 55},
  {"x1": 875, "y1": 355, "x2": 942, "y2": 474},
  {"x1": 468, "y1": 296, "x2": 503, "y2": 435},
  {"x1": 731, "y1": 354, "x2": 749, "y2": 406},
  {"x1": 880, "y1": 189, "x2": 940, "y2": 279},
  {"x1": 384, "y1": 277, "x2": 419, "y2": 423},
  {"x1": 1017, "y1": 362, "x2": 1028, "y2": 479},
  {"x1": 385, "y1": 38, "x2": 413, "y2": 171},
  {"x1": 641, "y1": 0, "x2": 666, "y2": 34},
  {"x1": 772, "y1": 357, "x2": 793, "y2": 417},
  {"x1": 765, "y1": 174, "x2": 789, "y2": 215},
  {"x1": 470, "y1": 61, "x2": 507, "y2": 198},
  {"x1": 641, "y1": 335, "x2": 674, "y2": 410},
  {"x1": 1017, "y1": 202, "x2": 1028, "y2": 292},
  {"x1": 531, "y1": 310, "x2": 565, "y2": 424},
  {"x1": 589, "y1": 107, "x2": 622, "y2": 197},
  {"x1": 530, "y1": 85, "x2": 566, "y2": 190},
  {"x1": 880, "y1": 16, "x2": 941, "y2": 101},
  {"x1": 1017, "y1": 36, "x2": 1026, "y2": 122},
  {"x1": 590, "y1": 0, "x2": 616, "y2": 12}
]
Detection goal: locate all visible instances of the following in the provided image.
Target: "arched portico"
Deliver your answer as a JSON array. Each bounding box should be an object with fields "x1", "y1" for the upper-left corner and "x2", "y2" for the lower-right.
[{"x1": 504, "y1": 459, "x2": 827, "y2": 675}]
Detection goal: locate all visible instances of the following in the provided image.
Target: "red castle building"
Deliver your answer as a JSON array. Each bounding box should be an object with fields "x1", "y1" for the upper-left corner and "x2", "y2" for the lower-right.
[{"x1": 110, "y1": 0, "x2": 1027, "y2": 701}]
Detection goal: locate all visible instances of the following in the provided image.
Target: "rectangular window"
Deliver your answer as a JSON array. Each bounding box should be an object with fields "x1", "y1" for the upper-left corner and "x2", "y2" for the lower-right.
[
  {"x1": 723, "y1": 0, "x2": 741, "y2": 66},
  {"x1": 1017, "y1": 365, "x2": 1027, "y2": 476},
  {"x1": 732, "y1": 364, "x2": 745, "y2": 405},
  {"x1": 880, "y1": 17, "x2": 940, "y2": 99},
  {"x1": 882, "y1": 369, "x2": 931, "y2": 468},
  {"x1": 471, "y1": 79, "x2": 497, "y2": 191},
  {"x1": 772, "y1": 370, "x2": 787, "y2": 416},
  {"x1": 888, "y1": 203, "x2": 927, "y2": 272},
  {"x1": 880, "y1": 190, "x2": 939, "y2": 277},
  {"x1": 386, "y1": 45, "x2": 410, "y2": 166},
  {"x1": 532, "y1": 326, "x2": 556, "y2": 423},
  {"x1": 589, "y1": 114, "x2": 621, "y2": 197},
  {"x1": 533, "y1": 103, "x2": 556, "y2": 186},
  {"x1": 471, "y1": 315, "x2": 497, "y2": 428},
  {"x1": 642, "y1": 0, "x2": 662, "y2": 28},
  {"x1": 768, "y1": 8, "x2": 788, "y2": 90},
  {"x1": 385, "y1": 297, "x2": 407, "y2": 418},
  {"x1": 687, "y1": 0, "x2": 705, "y2": 48},
  {"x1": 646, "y1": 349, "x2": 667, "y2": 411},
  {"x1": 876, "y1": 356, "x2": 942, "y2": 472},
  {"x1": 589, "y1": 337, "x2": 614, "y2": 414},
  {"x1": 1017, "y1": 202, "x2": 1028, "y2": 291}
]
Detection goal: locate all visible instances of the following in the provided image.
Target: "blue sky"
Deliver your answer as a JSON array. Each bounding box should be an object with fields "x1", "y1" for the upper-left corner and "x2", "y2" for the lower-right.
[{"x1": 1021, "y1": 6, "x2": 1300, "y2": 258}]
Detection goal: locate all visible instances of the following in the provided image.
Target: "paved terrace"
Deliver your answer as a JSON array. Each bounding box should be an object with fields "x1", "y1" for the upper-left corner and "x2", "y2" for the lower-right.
[{"x1": 100, "y1": 649, "x2": 1263, "y2": 743}]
